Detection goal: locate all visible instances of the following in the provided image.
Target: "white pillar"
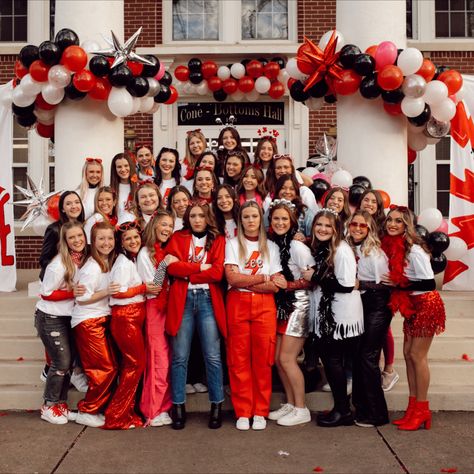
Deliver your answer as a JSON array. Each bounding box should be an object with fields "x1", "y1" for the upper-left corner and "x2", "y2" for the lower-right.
[
  {"x1": 336, "y1": 1, "x2": 408, "y2": 205},
  {"x1": 54, "y1": 1, "x2": 124, "y2": 190}
]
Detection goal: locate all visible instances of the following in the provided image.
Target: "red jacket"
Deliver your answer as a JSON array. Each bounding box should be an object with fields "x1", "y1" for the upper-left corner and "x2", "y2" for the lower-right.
[{"x1": 165, "y1": 230, "x2": 227, "y2": 338}]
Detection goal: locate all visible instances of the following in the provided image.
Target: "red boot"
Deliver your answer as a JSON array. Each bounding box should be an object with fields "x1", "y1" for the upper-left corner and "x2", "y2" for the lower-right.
[
  {"x1": 392, "y1": 396, "x2": 416, "y2": 426},
  {"x1": 398, "y1": 400, "x2": 432, "y2": 431}
]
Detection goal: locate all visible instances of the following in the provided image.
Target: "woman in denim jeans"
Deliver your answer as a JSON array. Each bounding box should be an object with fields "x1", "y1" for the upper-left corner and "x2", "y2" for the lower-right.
[
  {"x1": 165, "y1": 201, "x2": 226, "y2": 430},
  {"x1": 35, "y1": 221, "x2": 88, "y2": 424}
]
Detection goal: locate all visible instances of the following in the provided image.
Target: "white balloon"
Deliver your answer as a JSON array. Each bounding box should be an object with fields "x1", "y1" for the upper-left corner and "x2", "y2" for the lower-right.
[
  {"x1": 423, "y1": 80, "x2": 448, "y2": 106},
  {"x1": 21, "y1": 74, "x2": 43, "y2": 95},
  {"x1": 80, "y1": 39, "x2": 100, "y2": 53},
  {"x1": 231, "y1": 90, "x2": 245, "y2": 101},
  {"x1": 230, "y1": 63, "x2": 246, "y2": 80},
  {"x1": 246, "y1": 89, "x2": 260, "y2": 102},
  {"x1": 444, "y1": 236, "x2": 468, "y2": 261},
  {"x1": 286, "y1": 57, "x2": 306, "y2": 81},
  {"x1": 34, "y1": 107, "x2": 55, "y2": 122},
  {"x1": 302, "y1": 167, "x2": 316, "y2": 177},
  {"x1": 0, "y1": 87, "x2": 13, "y2": 107},
  {"x1": 148, "y1": 102, "x2": 160, "y2": 114},
  {"x1": 331, "y1": 169, "x2": 353, "y2": 188},
  {"x1": 278, "y1": 68, "x2": 289, "y2": 84},
  {"x1": 431, "y1": 98, "x2": 457, "y2": 122},
  {"x1": 402, "y1": 74, "x2": 426, "y2": 99},
  {"x1": 48, "y1": 65, "x2": 71, "y2": 89},
  {"x1": 182, "y1": 81, "x2": 193, "y2": 94},
  {"x1": 305, "y1": 96, "x2": 324, "y2": 111},
  {"x1": 130, "y1": 97, "x2": 141, "y2": 115},
  {"x1": 13, "y1": 87, "x2": 36, "y2": 107},
  {"x1": 196, "y1": 81, "x2": 209, "y2": 95},
  {"x1": 146, "y1": 78, "x2": 160, "y2": 97},
  {"x1": 408, "y1": 132, "x2": 428, "y2": 151},
  {"x1": 418, "y1": 207, "x2": 443, "y2": 232},
  {"x1": 138, "y1": 96, "x2": 154, "y2": 113},
  {"x1": 401, "y1": 96, "x2": 426, "y2": 117},
  {"x1": 41, "y1": 83, "x2": 65, "y2": 105},
  {"x1": 107, "y1": 87, "x2": 134, "y2": 117},
  {"x1": 255, "y1": 76, "x2": 271, "y2": 94},
  {"x1": 319, "y1": 30, "x2": 345, "y2": 52},
  {"x1": 397, "y1": 48, "x2": 424, "y2": 76},
  {"x1": 217, "y1": 66, "x2": 231, "y2": 81},
  {"x1": 188, "y1": 84, "x2": 198, "y2": 95}
]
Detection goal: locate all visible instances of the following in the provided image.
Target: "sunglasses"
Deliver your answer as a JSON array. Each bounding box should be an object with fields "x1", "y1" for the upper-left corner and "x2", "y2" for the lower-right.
[
  {"x1": 117, "y1": 221, "x2": 142, "y2": 232},
  {"x1": 389, "y1": 205, "x2": 409, "y2": 212},
  {"x1": 349, "y1": 222, "x2": 369, "y2": 229},
  {"x1": 273, "y1": 154, "x2": 292, "y2": 161},
  {"x1": 86, "y1": 157, "x2": 102, "y2": 164}
]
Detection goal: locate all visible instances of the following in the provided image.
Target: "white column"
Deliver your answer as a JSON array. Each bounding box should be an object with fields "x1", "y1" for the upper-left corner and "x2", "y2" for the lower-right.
[
  {"x1": 336, "y1": 1, "x2": 408, "y2": 205},
  {"x1": 54, "y1": 1, "x2": 124, "y2": 190}
]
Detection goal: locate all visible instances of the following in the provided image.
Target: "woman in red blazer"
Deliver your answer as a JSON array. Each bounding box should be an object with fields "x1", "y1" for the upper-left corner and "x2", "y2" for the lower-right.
[{"x1": 165, "y1": 201, "x2": 226, "y2": 430}]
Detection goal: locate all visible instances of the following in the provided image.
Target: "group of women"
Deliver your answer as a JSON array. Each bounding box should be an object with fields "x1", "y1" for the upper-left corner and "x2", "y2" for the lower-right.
[{"x1": 35, "y1": 126, "x2": 446, "y2": 432}]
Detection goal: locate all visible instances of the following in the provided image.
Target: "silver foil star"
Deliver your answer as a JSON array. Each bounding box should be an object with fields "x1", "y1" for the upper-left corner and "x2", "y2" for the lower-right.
[
  {"x1": 92, "y1": 27, "x2": 155, "y2": 69},
  {"x1": 308, "y1": 133, "x2": 338, "y2": 173},
  {"x1": 13, "y1": 175, "x2": 60, "y2": 231}
]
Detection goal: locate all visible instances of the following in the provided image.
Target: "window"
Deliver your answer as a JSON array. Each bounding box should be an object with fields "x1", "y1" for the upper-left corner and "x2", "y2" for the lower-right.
[
  {"x1": 0, "y1": 0, "x2": 27, "y2": 42},
  {"x1": 172, "y1": 0, "x2": 219, "y2": 41},
  {"x1": 435, "y1": 0, "x2": 474, "y2": 37},
  {"x1": 435, "y1": 136, "x2": 451, "y2": 217},
  {"x1": 407, "y1": 0, "x2": 414, "y2": 38},
  {"x1": 242, "y1": 0, "x2": 288, "y2": 40},
  {"x1": 12, "y1": 120, "x2": 28, "y2": 220}
]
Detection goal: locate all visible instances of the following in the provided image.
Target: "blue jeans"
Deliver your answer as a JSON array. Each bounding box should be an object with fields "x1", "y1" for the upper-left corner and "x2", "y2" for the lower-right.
[{"x1": 171, "y1": 289, "x2": 224, "y2": 404}]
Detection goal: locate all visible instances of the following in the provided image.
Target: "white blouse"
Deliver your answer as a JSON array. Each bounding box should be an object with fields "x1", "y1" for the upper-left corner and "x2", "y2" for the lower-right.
[{"x1": 109, "y1": 254, "x2": 145, "y2": 306}]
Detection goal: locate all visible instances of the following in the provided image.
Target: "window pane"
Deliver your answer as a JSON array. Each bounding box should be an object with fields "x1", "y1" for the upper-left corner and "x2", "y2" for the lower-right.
[
  {"x1": 437, "y1": 191, "x2": 450, "y2": 217},
  {"x1": 274, "y1": 0, "x2": 287, "y2": 13},
  {"x1": 173, "y1": 14, "x2": 186, "y2": 40},
  {"x1": 14, "y1": 0, "x2": 27, "y2": 15},
  {"x1": 468, "y1": 11, "x2": 474, "y2": 35},
  {"x1": 204, "y1": 0, "x2": 218, "y2": 14},
  {"x1": 243, "y1": 0, "x2": 288, "y2": 40},
  {"x1": 14, "y1": 15, "x2": 27, "y2": 41},
  {"x1": 0, "y1": 17, "x2": 13, "y2": 41},
  {"x1": 257, "y1": 0, "x2": 273, "y2": 13},
  {"x1": 451, "y1": 11, "x2": 466, "y2": 35},
  {"x1": 257, "y1": 13, "x2": 272, "y2": 39},
  {"x1": 0, "y1": 1, "x2": 13, "y2": 15},
  {"x1": 13, "y1": 147, "x2": 28, "y2": 164},
  {"x1": 436, "y1": 137, "x2": 451, "y2": 160},
  {"x1": 13, "y1": 120, "x2": 28, "y2": 141},
  {"x1": 436, "y1": 11, "x2": 450, "y2": 36},
  {"x1": 49, "y1": 166, "x2": 55, "y2": 194},
  {"x1": 187, "y1": 13, "x2": 204, "y2": 40},
  {"x1": 273, "y1": 13, "x2": 288, "y2": 38},
  {"x1": 435, "y1": 0, "x2": 449, "y2": 9},
  {"x1": 13, "y1": 167, "x2": 28, "y2": 219},
  {"x1": 172, "y1": 0, "x2": 218, "y2": 40},
  {"x1": 451, "y1": 0, "x2": 465, "y2": 10},
  {"x1": 437, "y1": 163, "x2": 451, "y2": 189}
]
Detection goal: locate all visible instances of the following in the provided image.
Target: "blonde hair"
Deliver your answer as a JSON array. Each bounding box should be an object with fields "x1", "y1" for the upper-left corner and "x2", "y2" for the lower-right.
[
  {"x1": 58, "y1": 221, "x2": 88, "y2": 288},
  {"x1": 310, "y1": 209, "x2": 343, "y2": 270},
  {"x1": 346, "y1": 210, "x2": 381, "y2": 257},
  {"x1": 143, "y1": 209, "x2": 174, "y2": 265},
  {"x1": 185, "y1": 130, "x2": 207, "y2": 169},
  {"x1": 78, "y1": 160, "x2": 104, "y2": 202},
  {"x1": 90, "y1": 221, "x2": 115, "y2": 273}
]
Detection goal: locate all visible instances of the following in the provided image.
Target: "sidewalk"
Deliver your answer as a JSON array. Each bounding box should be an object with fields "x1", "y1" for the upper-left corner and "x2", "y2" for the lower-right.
[{"x1": 1, "y1": 411, "x2": 472, "y2": 473}]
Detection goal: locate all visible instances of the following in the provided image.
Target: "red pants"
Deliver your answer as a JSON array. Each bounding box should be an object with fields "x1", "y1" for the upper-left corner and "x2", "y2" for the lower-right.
[
  {"x1": 226, "y1": 290, "x2": 277, "y2": 418},
  {"x1": 74, "y1": 316, "x2": 117, "y2": 414},
  {"x1": 140, "y1": 298, "x2": 172, "y2": 423},
  {"x1": 103, "y1": 303, "x2": 146, "y2": 430}
]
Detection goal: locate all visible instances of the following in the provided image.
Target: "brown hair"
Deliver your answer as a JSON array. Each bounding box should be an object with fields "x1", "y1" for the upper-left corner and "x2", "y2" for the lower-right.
[
  {"x1": 110, "y1": 152, "x2": 138, "y2": 199},
  {"x1": 58, "y1": 221, "x2": 88, "y2": 288},
  {"x1": 310, "y1": 209, "x2": 343, "y2": 270},
  {"x1": 143, "y1": 209, "x2": 174, "y2": 265},
  {"x1": 324, "y1": 187, "x2": 351, "y2": 225},
  {"x1": 90, "y1": 221, "x2": 116, "y2": 273},
  {"x1": 254, "y1": 137, "x2": 278, "y2": 169},
  {"x1": 182, "y1": 202, "x2": 220, "y2": 251}
]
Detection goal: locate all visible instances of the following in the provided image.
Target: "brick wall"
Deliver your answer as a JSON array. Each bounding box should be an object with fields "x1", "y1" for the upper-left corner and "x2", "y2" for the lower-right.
[{"x1": 14, "y1": 237, "x2": 43, "y2": 269}]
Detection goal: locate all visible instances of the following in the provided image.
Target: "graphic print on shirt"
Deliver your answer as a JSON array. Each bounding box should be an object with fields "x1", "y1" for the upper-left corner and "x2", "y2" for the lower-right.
[
  {"x1": 162, "y1": 188, "x2": 171, "y2": 206},
  {"x1": 189, "y1": 243, "x2": 206, "y2": 263},
  {"x1": 244, "y1": 250, "x2": 263, "y2": 275}
]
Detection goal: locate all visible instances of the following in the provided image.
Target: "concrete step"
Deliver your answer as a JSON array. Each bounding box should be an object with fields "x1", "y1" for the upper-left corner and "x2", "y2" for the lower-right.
[
  {"x1": 392, "y1": 360, "x2": 474, "y2": 385},
  {"x1": 0, "y1": 337, "x2": 44, "y2": 360},
  {"x1": 391, "y1": 336, "x2": 474, "y2": 360},
  {"x1": 390, "y1": 316, "x2": 474, "y2": 336},
  {"x1": 0, "y1": 317, "x2": 37, "y2": 337}
]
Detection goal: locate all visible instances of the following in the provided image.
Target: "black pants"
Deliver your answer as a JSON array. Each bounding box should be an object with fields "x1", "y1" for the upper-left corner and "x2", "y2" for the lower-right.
[
  {"x1": 352, "y1": 290, "x2": 392, "y2": 424},
  {"x1": 319, "y1": 335, "x2": 360, "y2": 414}
]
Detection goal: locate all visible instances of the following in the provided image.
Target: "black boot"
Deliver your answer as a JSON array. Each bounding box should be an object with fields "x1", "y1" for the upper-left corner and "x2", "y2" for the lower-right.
[
  {"x1": 208, "y1": 402, "x2": 222, "y2": 429},
  {"x1": 171, "y1": 403, "x2": 186, "y2": 430},
  {"x1": 317, "y1": 408, "x2": 354, "y2": 427}
]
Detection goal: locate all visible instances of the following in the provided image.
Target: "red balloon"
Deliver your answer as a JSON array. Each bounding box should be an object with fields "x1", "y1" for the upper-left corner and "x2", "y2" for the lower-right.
[
  {"x1": 207, "y1": 76, "x2": 223, "y2": 92},
  {"x1": 35, "y1": 93, "x2": 56, "y2": 110},
  {"x1": 222, "y1": 78, "x2": 238, "y2": 95},
  {"x1": 88, "y1": 77, "x2": 111, "y2": 101},
  {"x1": 383, "y1": 102, "x2": 402, "y2": 116},
  {"x1": 365, "y1": 45, "x2": 378, "y2": 59},
  {"x1": 438, "y1": 70, "x2": 463, "y2": 95},
  {"x1": 14, "y1": 59, "x2": 28, "y2": 80},
  {"x1": 127, "y1": 61, "x2": 144, "y2": 76},
  {"x1": 201, "y1": 61, "x2": 218, "y2": 79},
  {"x1": 29, "y1": 60, "x2": 50, "y2": 82},
  {"x1": 61, "y1": 46, "x2": 88, "y2": 73},
  {"x1": 174, "y1": 65, "x2": 190, "y2": 82},
  {"x1": 287, "y1": 78, "x2": 297, "y2": 89},
  {"x1": 73, "y1": 69, "x2": 96, "y2": 92},
  {"x1": 333, "y1": 70, "x2": 361, "y2": 96},
  {"x1": 238, "y1": 76, "x2": 254, "y2": 93},
  {"x1": 263, "y1": 61, "x2": 280, "y2": 80},
  {"x1": 47, "y1": 194, "x2": 60, "y2": 220},
  {"x1": 246, "y1": 60, "x2": 264, "y2": 78},
  {"x1": 268, "y1": 81, "x2": 285, "y2": 99},
  {"x1": 297, "y1": 43, "x2": 315, "y2": 75},
  {"x1": 416, "y1": 59, "x2": 436, "y2": 82},
  {"x1": 408, "y1": 147, "x2": 417, "y2": 164},
  {"x1": 164, "y1": 85, "x2": 178, "y2": 104},
  {"x1": 377, "y1": 65, "x2": 403, "y2": 91},
  {"x1": 377, "y1": 189, "x2": 391, "y2": 209},
  {"x1": 36, "y1": 122, "x2": 54, "y2": 139}
]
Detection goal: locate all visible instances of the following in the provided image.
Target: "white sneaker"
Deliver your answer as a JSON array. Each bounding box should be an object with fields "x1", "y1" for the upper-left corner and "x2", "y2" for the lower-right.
[
  {"x1": 236, "y1": 417, "x2": 250, "y2": 431},
  {"x1": 75, "y1": 411, "x2": 105, "y2": 428},
  {"x1": 347, "y1": 378, "x2": 353, "y2": 395},
  {"x1": 381, "y1": 370, "x2": 400, "y2": 392},
  {"x1": 268, "y1": 403, "x2": 294, "y2": 421},
  {"x1": 277, "y1": 407, "x2": 311, "y2": 426},
  {"x1": 41, "y1": 404, "x2": 68, "y2": 425},
  {"x1": 321, "y1": 382, "x2": 331, "y2": 392},
  {"x1": 70, "y1": 372, "x2": 88, "y2": 393},
  {"x1": 58, "y1": 403, "x2": 77, "y2": 421},
  {"x1": 185, "y1": 383, "x2": 196, "y2": 394},
  {"x1": 193, "y1": 383, "x2": 208, "y2": 393},
  {"x1": 150, "y1": 412, "x2": 173, "y2": 427},
  {"x1": 252, "y1": 415, "x2": 267, "y2": 430}
]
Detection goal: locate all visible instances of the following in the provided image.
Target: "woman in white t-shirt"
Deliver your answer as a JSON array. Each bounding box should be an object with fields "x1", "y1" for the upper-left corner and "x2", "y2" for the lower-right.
[
  {"x1": 83, "y1": 186, "x2": 118, "y2": 243},
  {"x1": 225, "y1": 201, "x2": 283, "y2": 431},
  {"x1": 71, "y1": 221, "x2": 119, "y2": 428},
  {"x1": 110, "y1": 152, "x2": 138, "y2": 225},
  {"x1": 166, "y1": 185, "x2": 191, "y2": 232},
  {"x1": 78, "y1": 157, "x2": 104, "y2": 220},
  {"x1": 35, "y1": 221, "x2": 88, "y2": 425},
  {"x1": 134, "y1": 181, "x2": 163, "y2": 228},
  {"x1": 154, "y1": 147, "x2": 182, "y2": 207},
  {"x1": 214, "y1": 184, "x2": 239, "y2": 241}
]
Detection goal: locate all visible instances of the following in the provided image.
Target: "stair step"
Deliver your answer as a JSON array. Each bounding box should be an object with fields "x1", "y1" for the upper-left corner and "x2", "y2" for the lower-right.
[
  {"x1": 390, "y1": 317, "x2": 474, "y2": 336},
  {"x1": 0, "y1": 337, "x2": 44, "y2": 360},
  {"x1": 391, "y1": 336, "x2": 474, "y2": 360}
]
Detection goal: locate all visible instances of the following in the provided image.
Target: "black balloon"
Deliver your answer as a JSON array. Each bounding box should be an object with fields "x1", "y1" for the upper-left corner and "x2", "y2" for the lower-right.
[
  {"x1": 89, "y1": 56, "x2": 111, "y2": 77},
  {"x1": 339, "y1": 44, "x2": 361, "y2": 69},
  {"x1": 19, "y1": 45, "x2": 39, "y2": 68},
  {"x1": 408, "y1": 104, "x2": 431, "y2": 127},
  {"x1": 16, "y1": 113, "x2": 37, "y2": 128},
  {"x1": 310, "y1": 178, "x2": 331, "y2": 202},
  {"x1": 433, "y1": 65, "x2": 449, "y2": 80},
  {"x1": 309, "y1": 80, "x2": 329, "y2": 98},
  {"x1": 109, "y1": 65, "x2": 133, "y2": 87},
  {"x1": 38, "y1": 41, "x2": 61, "y2": 66},
  {"x1": 349, "y1": 184, "x2": 366, "y2": 207},
  {"x1": 415, "y1": 224, "x2": 430, "y2": 241},
  {"x1": 241, "y1": 59, "x2": 251, "y2": 67},
  {"x1": 12, "y1": 103, "x2": 35, "y2": 117},
  {"x1": 127, "y1": 76, "x2": 149, "y2": 97},
  {"x1": 359, "y1": 74, "x2": 381, "y2": 99},
  {"x1": 290, "y1": 81, "x2": 310, "y2": 102},
  {"x1": 54, "y1": 28, "x2": 79, "y2": 52},
  {"x1": 142, "y1": 55, "x2": 160, "y2": 77},
  {"x1": 188, "y1": 58, "x2": 202, "y2": 72},
  {"x1": 189, "y1": 71, "x2": 203, "y2": 84},
  {"x1": 428, "y1": 231, "x2": 450, "y2": 254},
  {"x1": 154, "y1": 84, "x2": 171, "y2": 103},
  {"x1": 431, "y1": 253, "x2": 447, "y2": 274},
  {"x1": 381, "y1": 87, "x2": 404, "y2": 104},
  {"x1": 353, "y1": 176, "x2": 372, "y2": 189},
  {"x1": 324, "y1": 94, "x2": 337, "y2": 104},
  {"x1": 258, "y1": 57, "x2": 268, "y2": 66},
  {"x1": 64, "y1": 82, "x2": 87, "y2": 101},
  {"x1": 213, "y1": 89, "x2": 227, "y2": 102},
  {"x1": 271, "y1": 56, "x2": 285, "y2": 69},
  {"x1": 353, "y1": 54, "x2": 376, "y2": 77},
  {"x1": 160, "y1": 71, "x2": 172, "y2": 86}
]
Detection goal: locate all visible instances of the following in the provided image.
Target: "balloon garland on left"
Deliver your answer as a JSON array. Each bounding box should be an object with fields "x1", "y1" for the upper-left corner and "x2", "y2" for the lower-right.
[{"x1": 7, "y1": 27, "x2": 178, "y2": 139}]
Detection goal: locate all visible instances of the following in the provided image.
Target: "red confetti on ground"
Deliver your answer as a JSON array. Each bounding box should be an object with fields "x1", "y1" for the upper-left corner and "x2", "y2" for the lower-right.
[
  {"x1": 0, "y1": 412, "x2": 8, "y2": 416},
  {"x1": 16, "y1": 357, "x2": 24, "y2": 361},
  {"x1": 440, "y1": 468, "x2": 458, "y2": 473},
  {"x1": 26, "y1": 409, "x2": 36, "y2": 413},
  {"x1": 461, "y1": 353, "x2": 472, "y2": 361},
  {"x1": 313, "y1": 467, "x2": 324, "y2": 472}
]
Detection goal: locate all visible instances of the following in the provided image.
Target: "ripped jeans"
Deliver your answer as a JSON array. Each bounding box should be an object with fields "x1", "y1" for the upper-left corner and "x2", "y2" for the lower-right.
[{"x1": 35, "y1": 309, "x2": 73, "y2": 404}]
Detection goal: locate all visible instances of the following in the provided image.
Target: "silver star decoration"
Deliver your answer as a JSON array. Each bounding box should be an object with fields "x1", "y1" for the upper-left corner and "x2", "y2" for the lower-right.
[
  {"x1": 308, "y1": 133, "x2": 337, "y2": 172},
  {"x1": 13, "y1": 175, "x2": 60, "y2": 231},
  {"x1": 92, "y1": 27, "x2": 155, "y2": 69}
]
